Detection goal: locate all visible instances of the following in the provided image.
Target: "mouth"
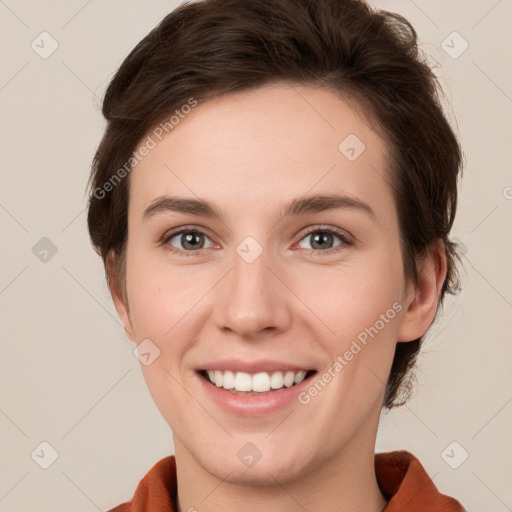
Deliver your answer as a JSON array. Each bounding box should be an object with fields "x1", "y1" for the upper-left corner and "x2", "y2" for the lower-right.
[{"x1": 197, "y1": 369, "x2": 317, "y2": 395}]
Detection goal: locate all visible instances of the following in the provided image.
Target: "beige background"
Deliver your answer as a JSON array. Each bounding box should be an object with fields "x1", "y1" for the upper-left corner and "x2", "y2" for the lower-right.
[{"x1": 1, "y1": 0, "x2": 511, "y2": 510}]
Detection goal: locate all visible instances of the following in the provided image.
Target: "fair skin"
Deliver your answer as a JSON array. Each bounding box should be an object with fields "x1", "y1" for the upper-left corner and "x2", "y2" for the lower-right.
[{"x1": 108, "y1": 82, "x2": 446, "y2": 512}]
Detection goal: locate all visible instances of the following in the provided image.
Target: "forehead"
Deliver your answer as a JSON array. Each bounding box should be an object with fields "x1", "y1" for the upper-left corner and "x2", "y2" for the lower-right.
[{"x1": 129, "y1": 82, "x2": 394, "y2": 219}]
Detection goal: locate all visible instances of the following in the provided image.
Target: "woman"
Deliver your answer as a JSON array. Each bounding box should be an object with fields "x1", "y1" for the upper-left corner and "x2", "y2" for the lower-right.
[{"x1": 87, "y1": 0, "x2": 466, "y2": 510}]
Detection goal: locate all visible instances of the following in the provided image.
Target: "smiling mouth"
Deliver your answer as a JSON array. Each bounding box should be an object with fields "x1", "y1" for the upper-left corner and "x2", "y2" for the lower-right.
[{"x1": 198, "y1": 369, "x2": 317, "y2": 394}]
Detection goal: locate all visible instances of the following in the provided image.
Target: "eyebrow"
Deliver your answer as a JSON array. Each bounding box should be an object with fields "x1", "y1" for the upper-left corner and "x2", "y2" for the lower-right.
[{"x1": 142, "y1": 193, "x2": 375, "y2": 221}]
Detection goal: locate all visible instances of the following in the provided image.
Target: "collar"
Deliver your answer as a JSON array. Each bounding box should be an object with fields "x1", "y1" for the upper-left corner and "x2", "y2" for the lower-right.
[{"x1": 108, "y1": 450, "x2": 465, "y2": 511}]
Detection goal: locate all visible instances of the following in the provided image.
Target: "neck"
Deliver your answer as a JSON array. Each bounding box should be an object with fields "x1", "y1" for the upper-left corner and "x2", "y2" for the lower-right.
[{"x1": 174, "y1": 409, "x2": 388, "y2": 512}]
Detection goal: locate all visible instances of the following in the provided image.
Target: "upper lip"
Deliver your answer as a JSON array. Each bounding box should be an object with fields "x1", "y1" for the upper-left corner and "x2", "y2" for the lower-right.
[{"x1": 198, "y1": 359, "x2": 315, "y2": 373}]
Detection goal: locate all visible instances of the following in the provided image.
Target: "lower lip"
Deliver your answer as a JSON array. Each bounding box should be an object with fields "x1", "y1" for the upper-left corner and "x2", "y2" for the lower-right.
[{"x1": 197, "y1": 372, "x2": 315, "y2": 416}]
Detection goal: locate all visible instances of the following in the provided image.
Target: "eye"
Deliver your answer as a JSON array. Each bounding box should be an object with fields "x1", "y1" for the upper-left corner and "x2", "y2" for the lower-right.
[
  {"x1": 296, "y1": 227, "x2": 352, "y2": 253},
  {"x1": 161, "y1": 225, "x2": 352, "y2": 256},
  {"x1": 164, "y1": 228, "x2": 214, "y2": 254}
]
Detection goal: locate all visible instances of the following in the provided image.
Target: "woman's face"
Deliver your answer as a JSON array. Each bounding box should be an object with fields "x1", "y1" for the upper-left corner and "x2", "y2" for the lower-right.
[{"x1": 115, "y1": 82, "x2": 417, "y2": 484}]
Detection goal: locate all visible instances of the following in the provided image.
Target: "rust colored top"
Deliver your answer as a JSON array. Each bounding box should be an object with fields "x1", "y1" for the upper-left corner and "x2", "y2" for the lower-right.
[{"x1": 107, "y1": 450, "x2": 466, "y2": 511}]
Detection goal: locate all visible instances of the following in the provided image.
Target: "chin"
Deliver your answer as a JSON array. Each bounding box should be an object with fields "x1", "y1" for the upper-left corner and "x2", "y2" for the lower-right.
[{"x1": 196, "y1": 438, "x2": 314, "y2": 486}]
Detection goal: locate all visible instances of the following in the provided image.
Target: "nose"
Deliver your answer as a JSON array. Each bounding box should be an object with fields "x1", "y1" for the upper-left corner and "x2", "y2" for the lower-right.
[{"x1": 213, "y1": 242, "x2": 292, "y2": 340}]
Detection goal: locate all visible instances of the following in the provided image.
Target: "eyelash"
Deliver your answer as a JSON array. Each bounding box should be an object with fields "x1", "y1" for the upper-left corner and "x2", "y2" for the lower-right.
[{"x1": 160, "y1": 225, "x2": 353, "y2": 257}]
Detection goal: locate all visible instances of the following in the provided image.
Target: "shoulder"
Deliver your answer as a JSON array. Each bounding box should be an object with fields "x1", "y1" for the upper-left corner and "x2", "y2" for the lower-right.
[
  {"x1": 375, "y1": 450, "x2": 467, "y2": 511},
  {"x1": 105, "y1": 456, "x2": 177, "y2": 512}
]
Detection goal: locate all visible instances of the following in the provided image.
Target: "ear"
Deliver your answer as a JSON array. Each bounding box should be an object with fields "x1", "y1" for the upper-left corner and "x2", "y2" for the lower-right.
[
  {"x1": 397, "y1": 240, "x2": 448, "y2": 342},
  {"x1": 106, "y1": 252, "x2": 136, "y2": 342}
]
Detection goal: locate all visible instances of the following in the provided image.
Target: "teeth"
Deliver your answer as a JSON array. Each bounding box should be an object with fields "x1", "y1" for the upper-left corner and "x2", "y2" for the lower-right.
[
  {"x1": 252, "y1": 372, "x2": 270, "y2": 392},
  {"x1": 283, "y1": 371, "x2": 295, "y2": 387},
  {"x1": 205, "y1": 369, "x2": 309, "y2": 392},
  {"x1": 222, "y1": 370, "x2": 235, "y2": 389},
  {"x1": 294, "y1": 370, "x2": 307, "y2": 384},
  {"x1": 234, "y1": 372, "x2": 252, "y2": 391},
  {"x1": 270, "y1": 371, "x2": 284, "y2": 390}
]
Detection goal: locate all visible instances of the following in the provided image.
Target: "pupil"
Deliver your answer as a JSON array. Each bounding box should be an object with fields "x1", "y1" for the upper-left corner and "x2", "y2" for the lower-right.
[
  {"x1": 184, "y1": 232, "x2": 202, "y2": 249},
  {"x1": 312, "y1": 232, "x2": 332, "y2": 250}
]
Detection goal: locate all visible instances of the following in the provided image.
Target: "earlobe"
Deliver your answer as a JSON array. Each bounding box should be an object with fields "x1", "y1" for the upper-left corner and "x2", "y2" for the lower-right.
[
  {"x1": 397, "y1": 240, "x2": 448, "y2": 342},
  {"x1": 106, "y1": 252, "x2": 136, "y2": 342}
]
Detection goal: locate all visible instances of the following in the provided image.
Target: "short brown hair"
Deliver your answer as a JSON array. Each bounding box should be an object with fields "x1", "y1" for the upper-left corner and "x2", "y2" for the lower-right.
[{"x1": 87, "y1": 0, "x2": 463, "y2": 409}]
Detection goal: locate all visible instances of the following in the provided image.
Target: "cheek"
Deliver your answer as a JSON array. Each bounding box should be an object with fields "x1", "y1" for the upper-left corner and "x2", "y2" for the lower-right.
[
  {"x1": 296, "y1": 251, "x2": 405, "y2": 396},
  {"x1": 300, "y1": 251, "x2": 404, "y2": 335},
  {"x1": 124, "y1": 259, "x2": 199, "y2": 416},
  {"x1": 124, "y1": 243, "x2": 188, "y2": 337},
  {"x1": 124, "y1": 251, "x2": 218, "y2": 374},
  {"x1": 295, "y1": 263, "x2": 404, "y2": 423}
]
